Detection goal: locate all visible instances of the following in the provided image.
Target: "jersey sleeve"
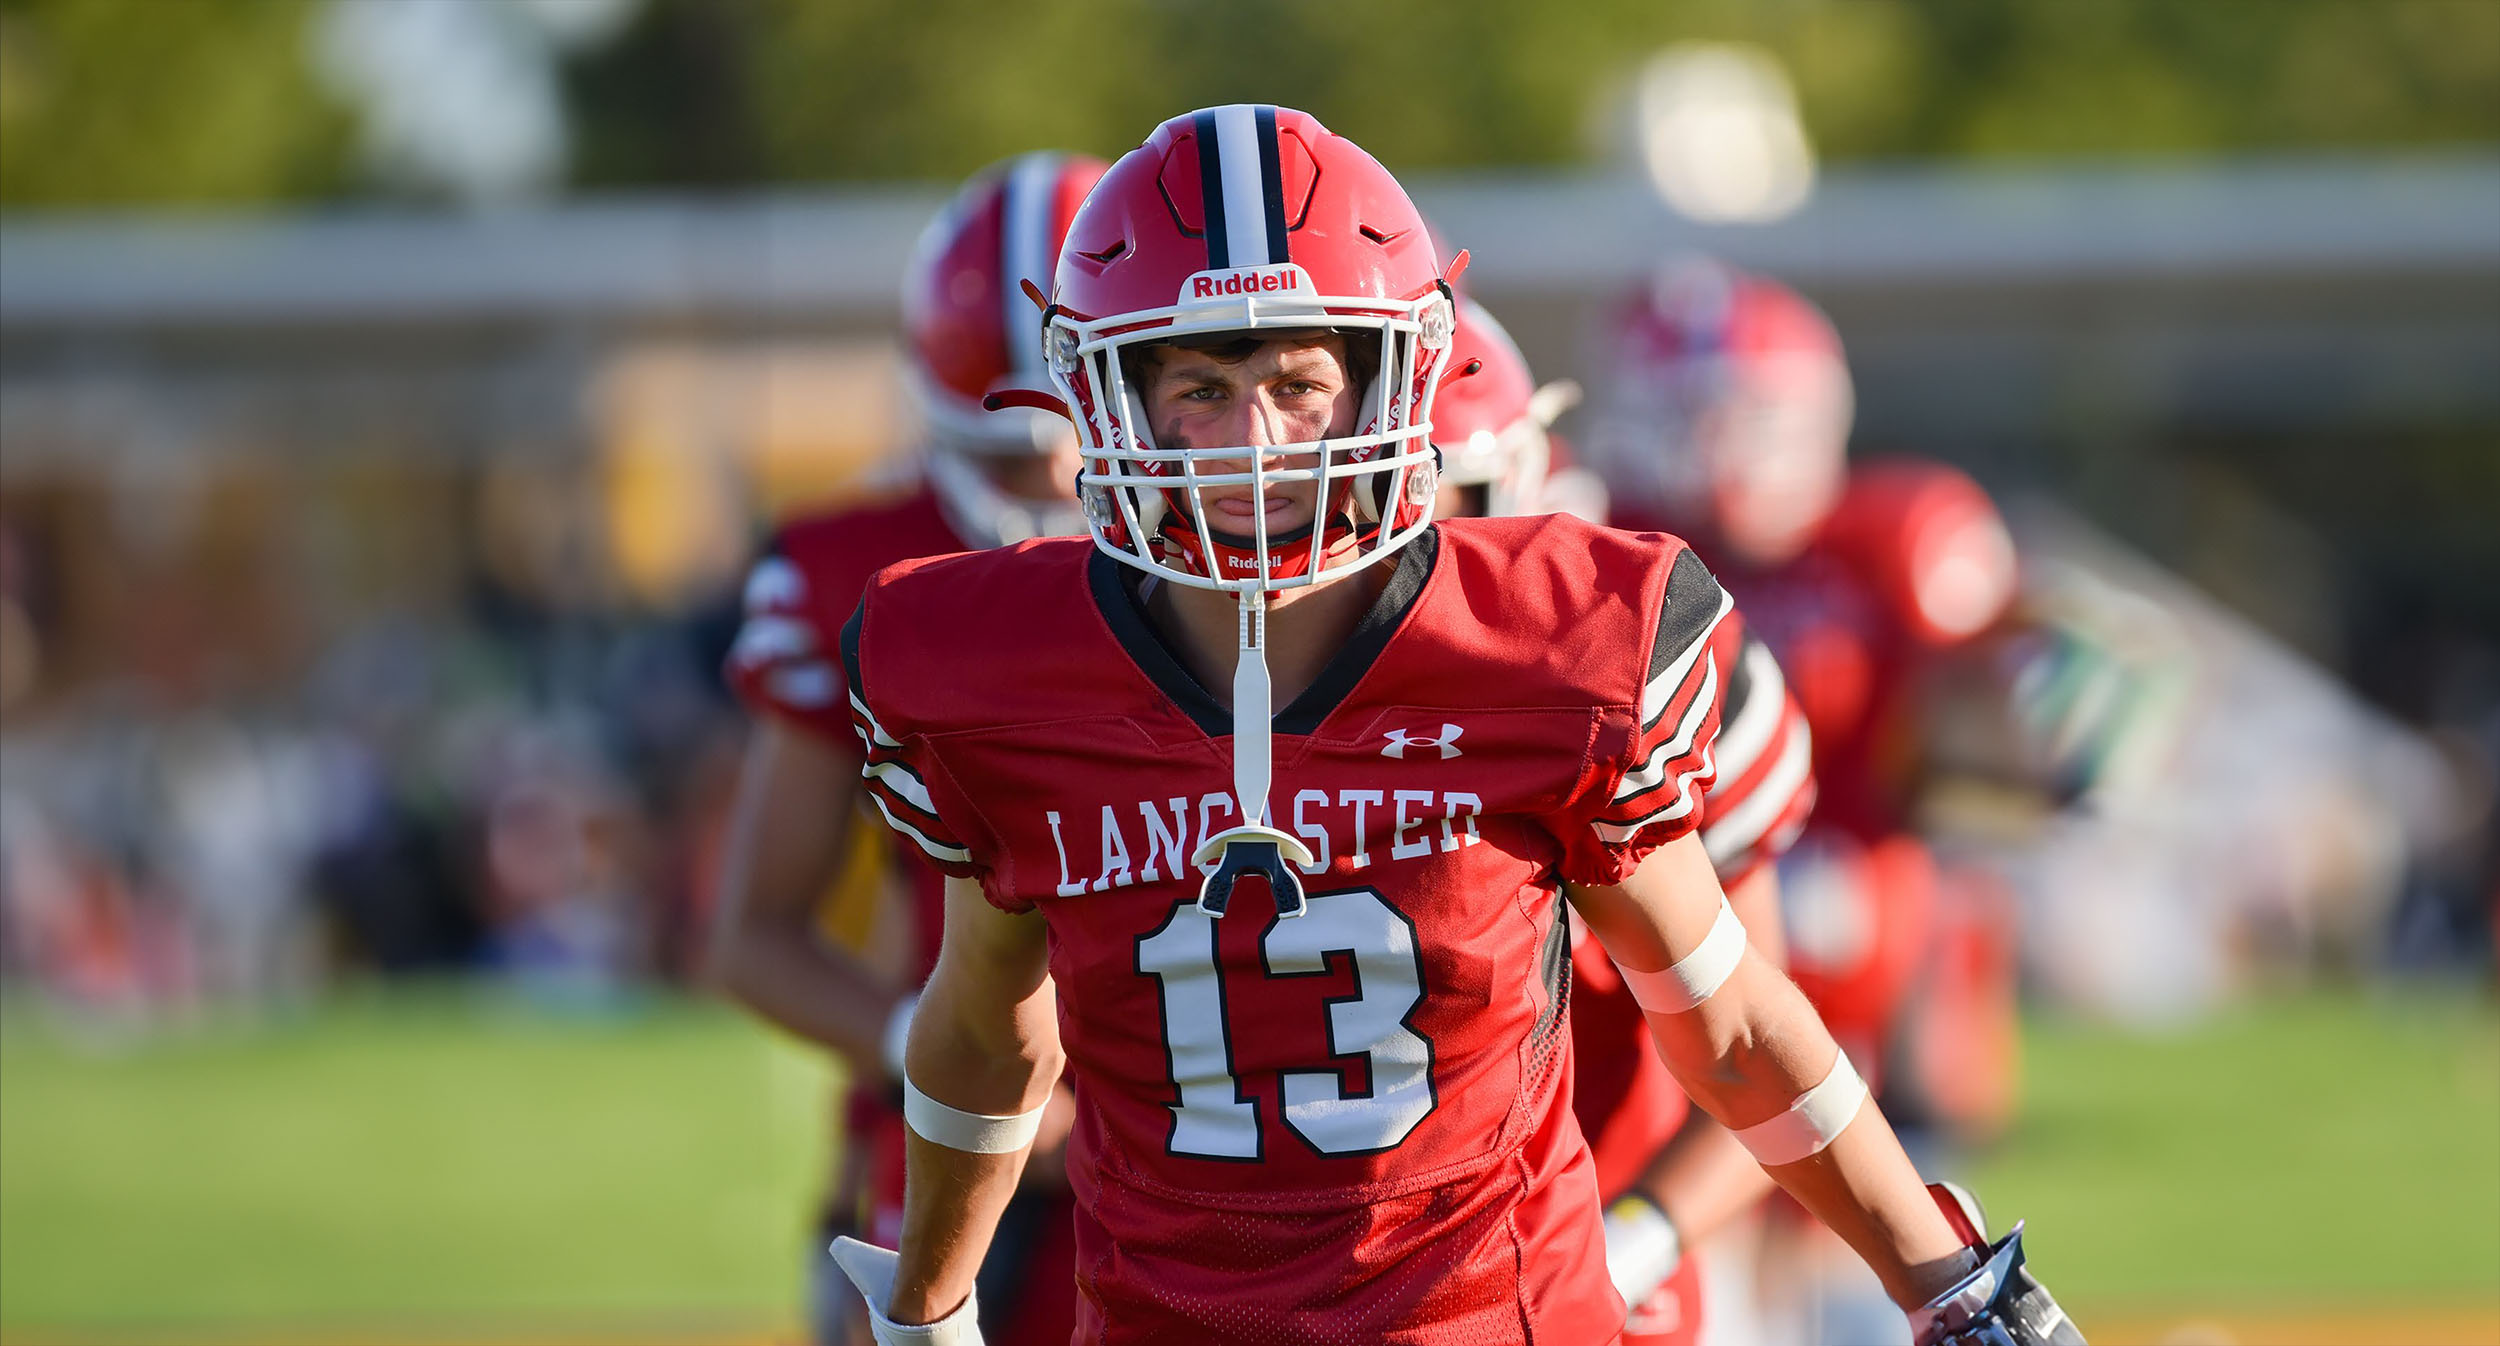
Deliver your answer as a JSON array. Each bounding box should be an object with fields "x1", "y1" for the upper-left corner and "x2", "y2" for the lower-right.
[
  {"x1": 1697, "y1": 631, "x2": 1818, "y2": 886},
  {"x1": 838, "y1": 595, "x2": 995, "y2": 892},
  {"x1": 723, "y1": 543, "x2": 859, "y2": 743},
  {"x1": 1557, "y1": 545, "x2": 1742, "y2": 887}
]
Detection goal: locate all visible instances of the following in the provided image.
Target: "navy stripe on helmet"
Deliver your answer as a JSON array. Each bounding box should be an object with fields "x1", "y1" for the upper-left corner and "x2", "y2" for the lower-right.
[
  {"x1": 1253, "y1": 106, "x2": 1290, "y2": 264},
  {"x1": 1193, "y1": 110, "x2": 1230, "y2": 270}
]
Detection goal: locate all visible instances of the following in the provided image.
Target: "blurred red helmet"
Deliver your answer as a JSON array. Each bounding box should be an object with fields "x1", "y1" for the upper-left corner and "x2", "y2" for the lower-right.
[
  {"x1": 1046, "y1": 105, "x2": 1458, "y2": 592},
  {"x1": 902, "y1": 150, "x2": 1107, "y2": 457},
  {"x1": 1434, "y1": 298, "x2": 1604, "y2": 520},
  {"x1": 1589, "y1": 257, "x2": 1852, "y2": 564}
]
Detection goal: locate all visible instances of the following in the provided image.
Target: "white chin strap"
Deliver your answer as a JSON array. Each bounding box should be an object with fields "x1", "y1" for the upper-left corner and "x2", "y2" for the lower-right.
[{"x1": 1189, "y1": 591, "x2": 1319, "y2": 917}]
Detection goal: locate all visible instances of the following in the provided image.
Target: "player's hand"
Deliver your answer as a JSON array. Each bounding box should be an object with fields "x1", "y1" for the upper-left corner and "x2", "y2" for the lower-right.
[
  {"x1": 826, "y1": 1236, "x2": 984, "y2": 1346},
  {"x1": 1601, "y1": 1191, "x2": 1683, "y2": 1309},
  {"x1": 1908, "y1": 1184, "x2": 2085, "y2": 1346}
]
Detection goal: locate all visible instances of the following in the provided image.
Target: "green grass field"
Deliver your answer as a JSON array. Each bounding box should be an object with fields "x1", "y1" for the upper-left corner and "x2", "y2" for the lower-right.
[
  {"x1": 3, "y1": 983, "x2": 2495, "y2": 1343},
  {"x1": 0, "y1": 988, "x2": 832, "y2": 1342},
  {"x1": 1962, "y1": 988, "x2": 2500, "y2": 1319}
]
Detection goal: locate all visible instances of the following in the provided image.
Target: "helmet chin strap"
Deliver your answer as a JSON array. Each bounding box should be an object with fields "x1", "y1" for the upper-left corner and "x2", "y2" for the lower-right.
[{"x1": 1190, "y1": 589, "x2": 1319, "y2": 918}]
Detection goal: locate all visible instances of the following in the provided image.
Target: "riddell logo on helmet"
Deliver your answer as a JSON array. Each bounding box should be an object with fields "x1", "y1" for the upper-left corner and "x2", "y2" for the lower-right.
[{"x1": 1180, "y1": 265, "x2": 1314, "y2": 305}]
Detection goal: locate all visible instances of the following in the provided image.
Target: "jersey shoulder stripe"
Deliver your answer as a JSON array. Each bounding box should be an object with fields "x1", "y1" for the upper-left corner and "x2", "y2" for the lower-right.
[
  {"x1": 724, "y1": 488, "x2": 965, "y2": 737},
  {"x1": 840, "y1": 595, "x2": 977, "y2": 871}
]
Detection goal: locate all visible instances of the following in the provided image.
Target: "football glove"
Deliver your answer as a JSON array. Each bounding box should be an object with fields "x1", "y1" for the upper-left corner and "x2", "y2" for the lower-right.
[
  {"x1": 1601, "y1": 1191, "x2": 1684, "y2": 1308},
  {"x1": 1908, "y1": 1183, "x2": 2085, "y2": 1346},
  {"x1": 827, "y1": 1235, "x2": 984, "y2": 1346}
]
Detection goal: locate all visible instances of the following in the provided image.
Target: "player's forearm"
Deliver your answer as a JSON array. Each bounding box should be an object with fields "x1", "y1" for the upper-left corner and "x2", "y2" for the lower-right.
[
  {"x1": 1635, "y1": 1111, "x2": 1776, "y2": 1247},
  {"x1": 889, "y1": 1129, "x2": 1027, "y2": 1325},
  {"x1": 705, "y1": 726, "x2": 905, "y2": 1064},
  {"x1": 1648, "y1": 957, "x2": 1970, "y2": 1308},
  {"x1": 706, "y1": 920, "x2": 904, "y2": 1072},
  {"x1": 884, "y1": 960, "x2": 1062, "y2": 1325}
]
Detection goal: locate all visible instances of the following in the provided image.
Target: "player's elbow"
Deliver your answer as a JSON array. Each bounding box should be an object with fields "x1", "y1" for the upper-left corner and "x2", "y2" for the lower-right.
[
  {"x1": 908, "y1": 988, "x2": 1063, "y2": 1112},
  {"x1": 1650, "y1": 960, "x2": 1824, "y2": 1122},
  {"x1": 697, "y1": 909, "x2": 792, "y2": 1009}
]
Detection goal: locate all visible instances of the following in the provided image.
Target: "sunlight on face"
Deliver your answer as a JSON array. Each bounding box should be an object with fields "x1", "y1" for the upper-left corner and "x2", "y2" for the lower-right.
[{"x1": 1140, "y1": 335, "x2": 1361, "y2": 537}]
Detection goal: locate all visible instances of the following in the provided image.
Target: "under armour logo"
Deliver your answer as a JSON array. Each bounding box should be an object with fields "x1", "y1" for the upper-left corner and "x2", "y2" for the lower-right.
[{"x1": 1381, "y1": 723, "x2": 1464, "y2": 760}]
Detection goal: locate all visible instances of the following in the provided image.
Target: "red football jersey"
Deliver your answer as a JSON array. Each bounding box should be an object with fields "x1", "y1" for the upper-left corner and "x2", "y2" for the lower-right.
[
  {"x1": 723, "y1": 486, "x2": 966, "y2": 981},
  {"x1": 1617, "y1": 457, "x2": 2014, "y2": 843},
  {"x1": 727, "y1": 487, "x2": 967, "y2": 745},
  {"x1": 844, "y1": 515, "x2": 1740, "y2": 1344}
]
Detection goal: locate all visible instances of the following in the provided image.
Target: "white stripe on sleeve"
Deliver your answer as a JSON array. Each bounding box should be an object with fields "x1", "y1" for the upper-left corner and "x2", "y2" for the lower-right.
[{"x1": 1642, "y1": 589, "x2": 1734, "y2": 727}]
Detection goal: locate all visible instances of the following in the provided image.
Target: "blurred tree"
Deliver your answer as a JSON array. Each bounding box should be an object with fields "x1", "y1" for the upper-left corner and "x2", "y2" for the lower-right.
[
  {"x1": 559, "y1": 0, "x2": 2499, "y2": 191},
  {"x1": 0, "y1": 0, "x2": 353, "y2": 208},
  {"x1": 0, "y1": 0, "x2": 2490, "y2": 206}
]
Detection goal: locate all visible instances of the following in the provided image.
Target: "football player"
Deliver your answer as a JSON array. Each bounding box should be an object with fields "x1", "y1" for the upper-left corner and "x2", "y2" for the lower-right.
[
  {"x1": 1589, "y1": 257, "x2": 2036, "y2": 1139},
  {"x1": 1437, "y1": 297, "x2": 1818, "y2": 1345},
  {"x1": 831, "y1": 107, "x2": 2080, "y2": 1345},
  {"x1": 708, "y1": 150, "x2": 1105, "y2": 1346},
  {"x1": 1589, "y1": 258, "x2": 2050, "y2": 1341}
]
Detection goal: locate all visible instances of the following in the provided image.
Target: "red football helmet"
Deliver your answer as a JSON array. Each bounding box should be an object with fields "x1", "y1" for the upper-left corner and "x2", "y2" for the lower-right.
[
  {"x1": 1589, "y1": 257, "x2": 1852, "y2": 565},
  {"x1": 1045, "y1": 105, "x2": 1459, "y2": 593},
  {"x1": 901, "y1": 150, "x2": 1107, "y2": 544},
  {"x1": 1435, "y1": 299, "x2": 1602, "y2": 520}
]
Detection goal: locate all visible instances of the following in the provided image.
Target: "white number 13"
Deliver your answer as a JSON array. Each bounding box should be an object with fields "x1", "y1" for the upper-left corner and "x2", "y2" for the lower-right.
[{"x1": 1134, "y1": 887, "x2": 1438, "y2": 1159}]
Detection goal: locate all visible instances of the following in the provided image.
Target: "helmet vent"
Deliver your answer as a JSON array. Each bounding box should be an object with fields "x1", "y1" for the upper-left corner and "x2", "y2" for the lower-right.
[
  {"x1": 1080, "y1": 240, "x2": 1128, "y2": 264},
  {"x1": 1358, "y1": 224, "x2": 1403, "y2": 246}
]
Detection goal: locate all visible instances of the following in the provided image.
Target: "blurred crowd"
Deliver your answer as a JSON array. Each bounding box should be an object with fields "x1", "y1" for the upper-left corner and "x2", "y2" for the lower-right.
[{"x1": 0, "y1": 534, "x2": 752, "y2": 1023}]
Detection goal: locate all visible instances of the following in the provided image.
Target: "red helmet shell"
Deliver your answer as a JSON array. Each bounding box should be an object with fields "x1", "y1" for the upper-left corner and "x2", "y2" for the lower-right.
[
  {"x1": 1053, "y1": 107, "x2": 1443, "y2": 326},
  {"x1": 1615, "y1": 257, "x2": 1843, "y2": 371},
  {"x1": 1436, "y1": 299, "x2": 1537, "y2": 454},
  {"x1": 903, "y1": 151, "x2": 1107, "y2": 448},
  {"x1": 1594, "y1": 258, "x2": 1853, "y2": 558}
]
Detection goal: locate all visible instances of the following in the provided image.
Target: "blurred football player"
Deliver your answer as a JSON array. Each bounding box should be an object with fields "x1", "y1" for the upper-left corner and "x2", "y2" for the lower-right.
[
  {"x1": 1589, "y1": 258, "x2": 2066, "y2": 1343},
  {"x1": 708, "y1": 150, "x2": 1104, "y2": 1346},
  {"x1": 1437, "y1": 296, "x2": 1819, "y2": 1344},
  {"x1": 1590, "y1": 257, "x2": 2033, "y2": 1145},
  {"x1": 827, "y1": 105, "x2": 2079, "y2": 1345}
]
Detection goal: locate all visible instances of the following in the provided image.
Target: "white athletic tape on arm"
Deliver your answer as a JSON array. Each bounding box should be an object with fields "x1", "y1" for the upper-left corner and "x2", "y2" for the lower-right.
[
  {"x1": 1617, "y1": 896, "x2": 1746, "y2": 1014},
  {"x1": 1735, "y1": 1049, "x2": 1869, "y2": 1167},
  {"x1": 902, "y1": 1076, "x2": 1046, "y2": 1155}
]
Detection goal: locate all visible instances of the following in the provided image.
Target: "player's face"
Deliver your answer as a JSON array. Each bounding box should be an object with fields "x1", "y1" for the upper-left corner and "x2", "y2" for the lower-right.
[
  {"x1": 1141, "y1": 335, "x2": 1361, "y2": 536},
  {"x1": 1698, "y1": 358, "x2": 1848, "y2": 565}
]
